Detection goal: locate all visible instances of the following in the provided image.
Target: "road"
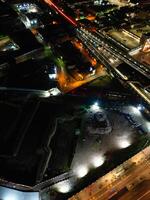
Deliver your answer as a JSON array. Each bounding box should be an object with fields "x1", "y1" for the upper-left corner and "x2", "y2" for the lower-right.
[
  {"x1": 43, "y1": 0, "x2": 77, "y2": 26},
  {"x1": 0, "y1": 87, "x2": 52, "y2": 98},
  {"x1": 77, "y1": 28, "x2": 150, "y2": 79},
  {"x1": 76, "y1": 28, "x2": 150, "y2": 105}
]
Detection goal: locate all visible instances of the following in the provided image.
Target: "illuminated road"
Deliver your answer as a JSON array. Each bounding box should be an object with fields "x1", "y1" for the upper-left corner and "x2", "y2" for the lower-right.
[
  {"x1": 78, "y1": 28, "x2": 150, "y2": 78},
  {"x1": 128, "y1": 82, "x2": 150, "y2": 105},
  {"x1": 57, "y1": 59, "x2": 106, "y2": 93},
  {"x1": 43, "y1": 0, "x2": 77, "y2": 26},
  {"x1": 0, "y1": 87, "x2": 53, "y2": 98},
  {"x1": 76, "y1": 28, "x2": 150, "y2": 105},
  {"x1": 35, "y1": 1, "x2": 150, "y2": 104},
  {"x1": 69, "y1": 146, "x2": 150, "y2": 200},
  {"x1": 72, "y1": 40, "x2": 97, "y2": 66}
]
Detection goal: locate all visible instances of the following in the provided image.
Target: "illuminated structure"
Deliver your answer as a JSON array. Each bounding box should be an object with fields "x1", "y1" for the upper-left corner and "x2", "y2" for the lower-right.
[{"x1": 140, "y1": 33, "x2": 150, "y2": 53}]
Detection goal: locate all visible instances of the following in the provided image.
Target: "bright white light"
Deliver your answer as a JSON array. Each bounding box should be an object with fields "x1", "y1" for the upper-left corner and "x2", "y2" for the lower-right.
[
  {"x1": 91, "y1": 155, "x2": 105, "y2": 168},
  {"x1": 144, "y1": 88, "x2": 149, "y2": 94},
  {"x1": 131, "y1": 106, "x2": 141, "y2": 116},
  {"x1": 29, "y1": 7, "x2": 38, "y2": 13},
  {"x1": 90, "y1": 67, "x2": 93, "y2": 72},
  {"x1": 145, "y1": 122, "x2": 150, "y2": 133},
  {"x1": 55, "y1": 180, "x2": 71, "y2": 193},
  {"x1": 48, "y1": 74, "x2": 57, "y2": 79},
  {"x1": 74, "y1": 166, "x2": 88, "y2": 178},
  {"x1": 39, "y1": 91, "x2": 50, "y2": 98},
  {"x1": 4, "y1": 194, "x2": 17, "y2": 200},
  {"x1": 90, "y1": 102, "x2": 99, "y2": 111},
  {"x1": 49, "y1": 88, "x2": 61, "y2": 96},
  {"x1": 137, "y1": 105, "x2": 143, "y2": 111},
  {"x1": 109, "y1": 58, "x2": 115, "y2": 63},
  {"x1": 118, "y1": 138, "x2": 131, "y2": 149},
  {"x1": 22, "y1": 16, "x2": 31, "y2": 28},
  {"x1": 91, "y1": 69, "x2": 96, "y2": 75},
  {"x1": 42, "y1": 91, "x2": 50, "y2": 97}
]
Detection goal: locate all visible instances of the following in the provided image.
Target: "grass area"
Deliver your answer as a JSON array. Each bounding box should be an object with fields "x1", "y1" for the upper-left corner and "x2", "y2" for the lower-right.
[
  {"x1": 43, "y1": 45, "x2": 66, "y2": 70},
  {"x1": 54, "y1": 57, "x2": 66, "y2": 69},
  {"x1": 44, "y1": 46, "x2": 53, "y2": 58}
]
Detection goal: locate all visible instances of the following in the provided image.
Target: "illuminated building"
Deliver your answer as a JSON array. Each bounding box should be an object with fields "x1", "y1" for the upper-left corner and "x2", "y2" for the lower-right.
[{"x1": 140, "y1": 33, "x2": 150, "y2": 53}]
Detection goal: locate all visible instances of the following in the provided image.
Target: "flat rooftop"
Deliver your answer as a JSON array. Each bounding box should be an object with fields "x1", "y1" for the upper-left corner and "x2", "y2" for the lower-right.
[{"x1": 132, "y1": 50, "x2": 150, "y2": 68}]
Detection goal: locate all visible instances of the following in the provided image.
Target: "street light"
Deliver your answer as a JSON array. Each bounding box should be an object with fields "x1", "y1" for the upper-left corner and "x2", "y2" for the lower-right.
[
  {"x1": 131, "y1": 106, "x2": 141, "y2": 116},
  {"x1": 41, "y1": 91, "x2": 50, "y2": 98},
  {"x1": 91, "y1": 155, "x2": 105, "y2": 168},
  {"x1": 137, "y1": 104, "x2": 144, "y2": 111},
  {"x1": 74, "y1": 166, "x2": 88, "y2": 178},
  {"x1": 90, "y1": 102, "x2": 99, "y2": 112},
  {"x1": 117, "y1": 138, "x2": 131, "y2": 149},
  {"x1": 54, "y1": 180, "x2": 72, "y2": 193}
]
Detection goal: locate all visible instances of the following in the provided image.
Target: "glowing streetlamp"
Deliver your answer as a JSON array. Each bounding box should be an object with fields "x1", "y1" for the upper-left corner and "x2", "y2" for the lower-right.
[
  {"x1": 91, "y1": 155, "x2": 105, "y2": 168},
  {"x1": 118, "y1": 138, "x2": 131, "y2": 149},
  {"x1": 137, "y1": 104, "x2": 144, "y2": 111},
  {"x1": 90, "y1": 102, "x2": 99, "y2": 112},
  {"x1": 74, "y1": 166, "x2": 88, "y2": 178},
  {"x1": 55, "y1": 180, "x2": 72, "y2": 193},
  {"x1": 131, "y1": 106, "x2": 141, "y2": 116}
]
